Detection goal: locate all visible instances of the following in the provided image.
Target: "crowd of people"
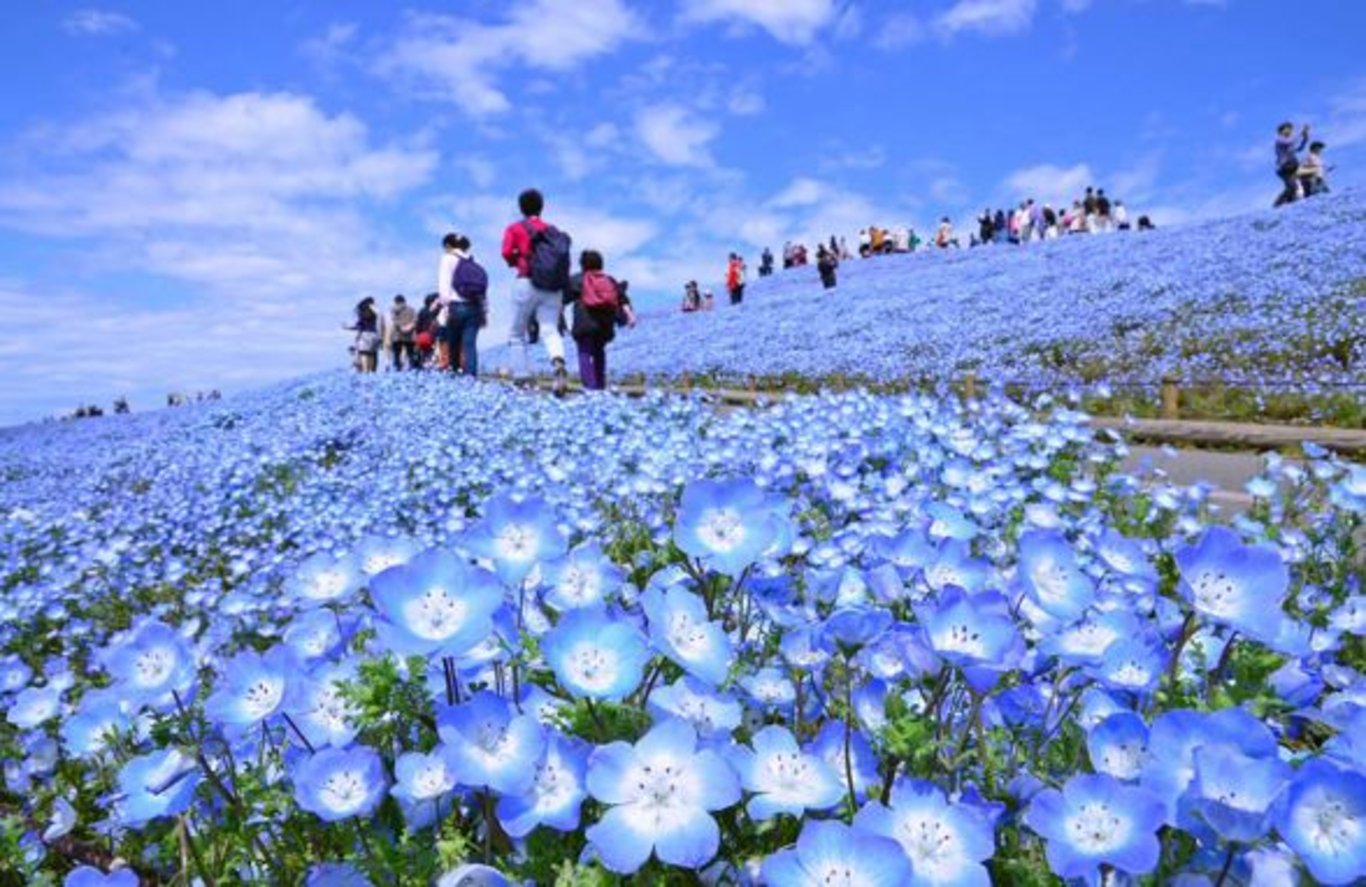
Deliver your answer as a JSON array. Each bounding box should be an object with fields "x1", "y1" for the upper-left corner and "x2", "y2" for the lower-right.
[
  {"x1": 346, "y1": 189, "x2": 636, "y2": 394},
  {"x1": 348, "y1": 119, "x2": 1336, "y2": 382}
]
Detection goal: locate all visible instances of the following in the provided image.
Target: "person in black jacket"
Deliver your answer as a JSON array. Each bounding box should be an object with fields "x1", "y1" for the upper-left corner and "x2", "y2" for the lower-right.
[
  {"x1": 562, "y1": 250, "x2": 635, "y2": 391},
  {"x1": 816, "y1": 244, "x2": 838, "y2": 290}
]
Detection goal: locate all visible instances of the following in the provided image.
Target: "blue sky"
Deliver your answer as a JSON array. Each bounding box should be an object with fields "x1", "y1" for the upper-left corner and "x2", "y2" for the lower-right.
[{"x1": 1, "y1": 0, "x2": 1363, "y2": 423}]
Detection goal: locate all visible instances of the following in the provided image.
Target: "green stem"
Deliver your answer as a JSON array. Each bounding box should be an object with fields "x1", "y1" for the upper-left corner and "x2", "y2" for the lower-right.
[{"x1": 843, "y1": 664, "x2": 858, "y2": 820}]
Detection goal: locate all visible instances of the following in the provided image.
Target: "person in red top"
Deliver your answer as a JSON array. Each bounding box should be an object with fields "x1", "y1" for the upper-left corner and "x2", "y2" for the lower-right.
[
  {"x1": 726, "y1": 253, "x2": 746, "y2": 305},
  {"x1": 501, "y1": 188, "x2": 569, "y2": 391}
]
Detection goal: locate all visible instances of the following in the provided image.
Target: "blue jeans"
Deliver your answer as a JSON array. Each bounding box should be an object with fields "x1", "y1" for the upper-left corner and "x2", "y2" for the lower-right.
[{"x1": 446, "y1": 302, "x2": 481, "y2": 377}]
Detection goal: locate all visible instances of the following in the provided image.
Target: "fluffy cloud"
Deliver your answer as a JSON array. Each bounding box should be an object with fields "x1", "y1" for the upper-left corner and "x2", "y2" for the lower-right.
[
  {"x1": 874, "y1": 14, "x2": 927, "y2": 50},
  {"x1": 635, "y1": 105, "x2": 721, "y2": 167},
  {"x1": 0, "y1": 89, "x2": 442, "y2": 421},
  {"x1": 935, "y1": 0, "x2": 1038, "y2": 38},
  {"x1": 1003, "y1": 162, "x2": 1094, "y2": 205},
  {"x1": 679, "y1": 0, "x2": 840, "y2": 45},
  {"x1": 62, "y1": 9, "x2": 138, "y2": 36},
  {"x1": 377, "y1": 1, "x2": 641, "y2": 116}
]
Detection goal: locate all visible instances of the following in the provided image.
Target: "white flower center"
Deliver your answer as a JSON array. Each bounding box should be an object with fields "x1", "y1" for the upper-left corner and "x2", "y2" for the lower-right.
[
  {"x1": 697, "y1": 507, "x2": 745, "y2": 553},
  {"x1": 565, "y1": 643, "x2": 618, "y2": 693},
  {"x1": 1190, "y1": 570, "x2": 1238, "y2": 617},
  {"x1": 896, "y1": 813, "x2": 959, "y2": 872},
  {"x1": 135, "y1": 649, "x2": 175, "y2": 687},
  {"x1": 242, "y1": 677, "x2": 284, "y2": 719},
  {"x1": 1068, "y1": 801, "x2": 1125, "y2": 852},
  {"x1": 403, "y1": 586, "x2": 469, "y2": 640},
  {"x1": 494, "y1": 525, "x2": 536, "y2": 561},
  {"x1": 320, "y1": 768, "x2": 368, "y2": 812}
]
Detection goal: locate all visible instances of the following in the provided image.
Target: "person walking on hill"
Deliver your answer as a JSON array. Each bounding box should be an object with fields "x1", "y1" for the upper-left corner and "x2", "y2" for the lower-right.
[
  {"x1": 415, "y1": 293, "x2": 439, "y2": 369},
  {"x1": 563, "y1": 249, "x2": 635, "y2": 391},
  {"x1": 439, "y1": 232, "x2": 488, "y2": 377},
  {"x1": 390, "y1": 295, "x2": 418, "y2": 371},
  {"x1": 502, "y1": 188, "x2": 571, "y2": 393},
  {"x1": 1273, "y1": 122, "x2": 1310, "y2": 207},
  {"x1": 726, "y1": 253, "x2": 746, "y2": 305},
  {"x1": 347, "y1": 297, "x2": 384, "y2": 373},
  {"x1": 1299, "y1": 141, "x2": 1329, "y2": 197},
  {"x1": 816, "y1": 244, "x2": 838, "y2": 290},
  {"x1": 759, "y1": 247, "x2": 775, "y2": 277}
]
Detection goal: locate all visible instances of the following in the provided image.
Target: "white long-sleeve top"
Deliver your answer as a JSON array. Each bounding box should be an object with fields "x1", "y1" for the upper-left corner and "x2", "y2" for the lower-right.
[{"x1": 437, "y1": 248, "x2": 472, "y2": 306}]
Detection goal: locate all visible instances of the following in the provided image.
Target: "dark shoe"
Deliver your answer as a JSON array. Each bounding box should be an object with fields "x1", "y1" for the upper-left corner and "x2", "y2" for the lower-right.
[{"x1": 552, "y1": 358, "x2": 568, "y2": 397}]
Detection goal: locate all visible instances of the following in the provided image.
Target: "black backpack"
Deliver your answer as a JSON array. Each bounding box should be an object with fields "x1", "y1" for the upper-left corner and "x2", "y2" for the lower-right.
[{"x1": 522, "y1": 221, "x2": 571, "y2": 292}]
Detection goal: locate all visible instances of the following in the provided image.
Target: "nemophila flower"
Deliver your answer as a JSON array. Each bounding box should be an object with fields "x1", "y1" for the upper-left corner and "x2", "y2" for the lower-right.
[
  {"x1": 287, "y1": 550, "x2": 365, "y2": 607},
  {"x1": 464, "y1": 493, "x2": 566, "y2": 586},
  {"x1": 1016, "y1": 530, "x2": 1095, "y2": 621},
  {"x1": 854, "y1": 778, "x2": 995, "y2": 887},
  {"x1": 918, "y1": 586, "x2": 1019, "y2": 671},
  {"x1": 349, "y1": 534, "x2": 420, "y2": 576},
  {"x1": 1185, "y1": 743, "x2": 1290, "y2": 843},
  {"x1": 926, "y1": 502, "x2": 978, "y2": 541},
  {"x1": 729, "y1": 725, "x2": 842, "y2": 820},
  {"x1": 43, "y1": 796, "x2": 77, "y2": 842},
  {"x1": 64, "y1": 867, "x2": 139, "y2": 887},
  {"x1": 1329, "y1": 464, "x2": 1366, "y2": 513},
  {"x1": 368, "y1": 549, "x2": 503, "y2": 657},
  {"x1": 1087, "y1": 712, "x2": 1149, "y2": 781},
  {"x1": 111, "y1": 749, "x2": 201, "y2": 827},
  {"x1": 1024, "y1": 773, "x2": 1164, "y2": 883},
  {"x1": 1042, "y1": 610, "x2": 1139, "y2": 667},
  {"x1": 762, "y1": 819, "x2": 912, "y2": 887},
  {"x1": 1095, "y1": 528, "x2": 1158, "y2": 592},
  {"x1": 286, "y1": 661, "x2": 359, "y2": 749},
  {"x1": 648, "y1": 676, "x2": 743, "y2": 739},
  {"x1": 60, "y1": 689, "x2": 128, "y2": 758},
  {"x1": 822, "y1": 606, "x2": 893, "y2": 655},
  {"x1": 205, "y1": 645, "x2": 298, "y2": 731},
  {"x1": 304, "y1": 862, "x2": 374, "y2": 887},
  {"x1": 922, "y1": 540, "x2": 991, "y2": 594},
  {"x1": 641, "y1": 585, "x2": 732, "y2": 685},
  {"x1": 282, "y1": 609, "x2": 353, "y2": 663},
  {"x1": 1094, "y1": 636, "x2": 1167, "y2": 694},
  {"x1": 541, "y1": 608, "x2": 649, "y2": 701},
  {"x1": 0, "y1": 653, "x2": 32, "y2": 695},
  {"x1": 1176, "y1": 527, "x2": 1289, "y2": 642},
  {"x1": 1141, "y1": 707, "x2": 1278, "y2": 823},
  {"x1": 585, "y1": 718, "x2": 740, "y2": 874},
  {"x1": 435, "y1": 864, "x2": 508, "y2": 887},
  {"x1": 104, "y1": 619, "x2": 197, "y2": 709},
  {"x1": 1273, "y1": 759, "x2": 1366, "y2": 885},
  {"x1": 293, "y1": 746, "x2": 388, "y2": 822},
  {"x1": 391, "y1": 747, "x2": 460, "y2": 830},
  {"x1": 542, "y1": 543, "x2": 626, "y2": 611},
  {"x1": 739, "y1": 667, "x2": 797, "y2": 712},
  {"x1": 438, "y1": 692, "x2": 545, "y2": 795},
  {"x1": 6, "y1": 684, "x2": 61, "y2": 728},
  {"x1": 497, "y1": 733, "x2": 589, "y2": 837},
  {"x1": 808, "y1": 720, "x2": 879, "y2": 801},
  {"x1": 673, "y1": 477, "x2": 782, "y2": 576}
]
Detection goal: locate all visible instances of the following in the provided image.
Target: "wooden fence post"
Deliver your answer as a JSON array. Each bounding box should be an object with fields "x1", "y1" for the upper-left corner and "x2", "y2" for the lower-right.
[{"x1": 1160, "y1": 375, "x2": 1181, "y2": 420}]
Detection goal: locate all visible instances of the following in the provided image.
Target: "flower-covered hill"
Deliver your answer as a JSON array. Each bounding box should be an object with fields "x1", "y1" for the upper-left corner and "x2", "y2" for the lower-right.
[
  {"x1": 609, "y1": 190, "x2": 1366, "y2": 393},
  {"x1": 2, "y1": 371, "x2": 1366, "y2": 885}
]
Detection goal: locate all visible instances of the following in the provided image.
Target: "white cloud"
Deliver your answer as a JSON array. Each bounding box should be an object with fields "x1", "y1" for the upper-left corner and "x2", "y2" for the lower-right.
[
  {"x1": 935, "y1": 0, "x2": 1038, "y2": 38},
  {"x1": 1060, "y1": 0, "x2": 1093, "y2": 12},
  {"x1": 0, "y1": 89, "x2": 447, "y2": 423},
  {"x1": 1003, "y1": 162, "x2": 1094, "y2": 205},
  {"x1": 679, "y1": 0, "x2": 840, "y2": 45},
  {"x1": 635, "y1": 105, "x2": 720, "y2": 167},
  {"x1": 874, "y1": 14, "x2": 927, "y2": 50},
  {"x1": 377, "y1": 0, "x2": 641, "y2": 116},
  {"x1": 62, "y1": 9, "x2": 138, "y2": 36}
]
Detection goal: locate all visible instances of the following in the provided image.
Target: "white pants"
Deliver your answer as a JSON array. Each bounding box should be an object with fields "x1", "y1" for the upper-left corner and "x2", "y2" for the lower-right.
[{"x1": 508, "y1": 279, "x2": 565, "y2": 378}]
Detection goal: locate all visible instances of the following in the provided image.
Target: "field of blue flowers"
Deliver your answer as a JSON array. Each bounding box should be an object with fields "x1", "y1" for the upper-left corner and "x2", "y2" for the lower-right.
[
  {"x1": 608, "y1": 190, "x2": 1365, "y2": 411},
  {"x1": 2, "y1": 368, "x2": 1363, "y2": 885}
]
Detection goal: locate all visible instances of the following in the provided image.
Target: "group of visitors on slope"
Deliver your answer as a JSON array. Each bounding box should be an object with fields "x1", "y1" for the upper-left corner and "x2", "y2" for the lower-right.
[
  {"x1": 346, "y1": 188, "x2": 635, "y2": 393},
  {"x1": 1274, "y1": 121, "x2": 1331, "y2": 207},
  {"x1": 974, "y1": 186, "x2": 1152, "y2": 246}
]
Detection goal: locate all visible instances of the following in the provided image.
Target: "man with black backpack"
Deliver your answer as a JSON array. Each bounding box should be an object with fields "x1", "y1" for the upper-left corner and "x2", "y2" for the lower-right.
[{"x1": 501, "y1": 188, "x2": 571, "y2": 394}]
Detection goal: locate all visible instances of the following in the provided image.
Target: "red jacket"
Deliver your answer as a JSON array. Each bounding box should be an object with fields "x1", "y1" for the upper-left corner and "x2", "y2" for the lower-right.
[{"x1": 501, "y1": 217, "x2": 548, "y2": 279}]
